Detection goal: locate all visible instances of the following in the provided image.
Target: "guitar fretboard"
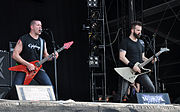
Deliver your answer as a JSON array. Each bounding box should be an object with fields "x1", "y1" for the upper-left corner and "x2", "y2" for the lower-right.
[
  {"x1": 139, "y1": 51, "x2": 162, "y2": 68},
  {"x1": 38, "y1": 46, "x2": 64, "y2": 65}
]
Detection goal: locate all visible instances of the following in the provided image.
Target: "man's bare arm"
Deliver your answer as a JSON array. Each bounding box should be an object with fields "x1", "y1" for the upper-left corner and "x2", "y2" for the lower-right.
[
  {"x1": 43, "y1": 42, "x2": 59, "y2": 61},
  {"x1": 119, "y1": 50, "x2": 130, "y2": 65},
  {"x1": 119, "y1": 50, "x2": 141, "y2": 73},
  {"x1": 12, "y1": 39, "x2": 35, "y2": 71},
  {"x1": 142, "y1": 53, "x2": 148, "y2": 62}
]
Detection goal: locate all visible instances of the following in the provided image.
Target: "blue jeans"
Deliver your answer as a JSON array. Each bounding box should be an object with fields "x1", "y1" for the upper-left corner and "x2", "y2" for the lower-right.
[
  {"x1": 117, "y1": 74, "x2": 155, "y2": 102},
  {"x1": 13, "y1": 69, "x2": 53, "y2": 85}
]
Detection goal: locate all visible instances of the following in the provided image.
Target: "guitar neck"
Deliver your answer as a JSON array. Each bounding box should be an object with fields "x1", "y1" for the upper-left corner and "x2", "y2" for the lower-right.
[
  {"x1": 38, "y1": 46, "x2": 64, "y2": 65},
  {"x1": 139, "y1": 51, "x2": 162, "y2": 68}
]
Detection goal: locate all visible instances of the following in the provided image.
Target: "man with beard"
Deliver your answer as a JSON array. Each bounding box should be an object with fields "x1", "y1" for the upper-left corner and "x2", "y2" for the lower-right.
[{"x1": 116, "y1": 21, "x2": 155, "y2": 103}]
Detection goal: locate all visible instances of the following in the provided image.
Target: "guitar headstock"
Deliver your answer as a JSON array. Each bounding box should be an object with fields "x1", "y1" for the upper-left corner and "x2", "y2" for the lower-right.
[
  {"x1": 64, "y1": 41, "x2": 74, "y2": 49},
  {"x1": 160, "y1": 48, "x2": 170, "y2": 53}
]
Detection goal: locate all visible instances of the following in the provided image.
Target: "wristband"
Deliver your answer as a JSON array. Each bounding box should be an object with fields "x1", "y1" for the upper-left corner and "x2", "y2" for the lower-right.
[{"x1": 128, "y1": 62, "x2": 134, "y2": 68}]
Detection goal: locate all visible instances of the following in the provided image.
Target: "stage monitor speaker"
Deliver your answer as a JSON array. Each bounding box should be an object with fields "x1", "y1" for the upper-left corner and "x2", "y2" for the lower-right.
[
  {"x1": 136, "y1": 93, "x2": 171, "y2": 104},
  {"x1": 16, "y1": 85, "x2": 55, "y2": 101},
  {"x1": 0, "y1": 51, "x2": 11, "y2": 86}
]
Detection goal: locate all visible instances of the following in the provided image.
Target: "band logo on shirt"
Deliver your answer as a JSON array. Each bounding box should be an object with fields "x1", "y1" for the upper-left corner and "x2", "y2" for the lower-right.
[{"x1": 28, "y1": 43, "x2": 40, "y2": 50}]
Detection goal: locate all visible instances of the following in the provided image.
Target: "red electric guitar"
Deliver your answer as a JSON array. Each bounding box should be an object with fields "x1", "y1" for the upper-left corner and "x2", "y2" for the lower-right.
[{"x1": 8, "y1": 41, "x2": 74, "y2": 85}]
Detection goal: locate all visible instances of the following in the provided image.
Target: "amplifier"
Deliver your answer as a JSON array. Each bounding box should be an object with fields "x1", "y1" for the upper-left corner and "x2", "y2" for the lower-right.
[{"x1": 0, "y1": 51, "x2": 11, "y2": 86}]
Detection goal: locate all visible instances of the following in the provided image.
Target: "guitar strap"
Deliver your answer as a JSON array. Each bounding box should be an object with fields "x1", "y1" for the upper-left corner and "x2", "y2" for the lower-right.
[{"x1": 40, "y1": 38, "x2": 43, "y2": 61}]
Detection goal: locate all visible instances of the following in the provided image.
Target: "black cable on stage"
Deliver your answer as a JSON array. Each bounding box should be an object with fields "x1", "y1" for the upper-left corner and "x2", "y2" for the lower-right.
[{"x1": 104, "y1": 4, "x2": 117, "y2": 67}]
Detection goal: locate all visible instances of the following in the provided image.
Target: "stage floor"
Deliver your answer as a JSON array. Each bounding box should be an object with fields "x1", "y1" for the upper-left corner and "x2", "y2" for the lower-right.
[{"x1": 0, "y1": 99, "x2": 179, "y2": 112}]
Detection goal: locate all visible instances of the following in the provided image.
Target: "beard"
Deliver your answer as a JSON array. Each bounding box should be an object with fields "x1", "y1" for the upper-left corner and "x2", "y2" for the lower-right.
[{"x1": 133, "y1": 32, "x2": 140, "y2": 39}]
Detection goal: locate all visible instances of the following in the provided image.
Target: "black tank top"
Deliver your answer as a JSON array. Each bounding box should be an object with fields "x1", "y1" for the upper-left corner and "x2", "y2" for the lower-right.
[{"x1": 19, "y1": 34, "x2": 44, "y2": 63}]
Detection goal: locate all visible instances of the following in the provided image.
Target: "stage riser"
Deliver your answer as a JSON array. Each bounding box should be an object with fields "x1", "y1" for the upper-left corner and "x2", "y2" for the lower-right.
[{"x1": 0, "y1": 100, "x2": 179, "y2": 112}]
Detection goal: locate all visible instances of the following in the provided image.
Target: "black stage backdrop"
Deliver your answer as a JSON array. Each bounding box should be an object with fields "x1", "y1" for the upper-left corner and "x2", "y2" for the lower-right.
[{"x1": 0, "y1": 0, "x2": 89, "y2": 101}]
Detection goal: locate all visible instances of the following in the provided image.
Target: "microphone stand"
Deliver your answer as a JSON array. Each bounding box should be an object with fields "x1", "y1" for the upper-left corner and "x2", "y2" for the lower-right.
[
  {"x1": 142, "y1": 34, "x2": 158, "y2": 93},
  {"x1": 49, "y1": 29, "x2": 59, "y2": 100},
  {"x1": 152, "y1": 34, "x2": 158, "y2": 93}
]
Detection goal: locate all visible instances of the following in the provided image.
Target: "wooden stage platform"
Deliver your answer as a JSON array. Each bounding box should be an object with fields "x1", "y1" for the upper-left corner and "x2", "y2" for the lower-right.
[{"x1": 0, "y1": 99, "x2": 179, "y2": 112}]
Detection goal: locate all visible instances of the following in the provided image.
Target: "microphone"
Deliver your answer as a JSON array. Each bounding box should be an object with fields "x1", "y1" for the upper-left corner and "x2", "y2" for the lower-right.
[
  {"x1": 140, "y1": 34, "x2": 148, "y2": 37},
  {"x1": 139, "y1": 34, "x2": 149, "y2": 43},
  {"x1": 40, "y1": 28, "x2": 49, "y2": 33}
]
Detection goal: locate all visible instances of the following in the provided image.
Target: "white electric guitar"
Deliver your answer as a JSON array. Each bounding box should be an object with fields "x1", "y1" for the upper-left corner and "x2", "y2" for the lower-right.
[{"x1": 114, "y1": 48, "x2": 170, "y2": 83}]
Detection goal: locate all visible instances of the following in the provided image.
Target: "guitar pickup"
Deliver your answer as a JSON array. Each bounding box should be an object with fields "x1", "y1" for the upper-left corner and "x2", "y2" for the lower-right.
[{"x1": 35, "y1": 62, "x2": 41, "y2": 67}]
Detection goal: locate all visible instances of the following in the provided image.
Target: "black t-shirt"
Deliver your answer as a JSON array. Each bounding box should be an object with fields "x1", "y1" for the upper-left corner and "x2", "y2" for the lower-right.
[
  {"x1": 119, "y1": 37, "x2": 145, "y2": 67},
  {"x1": 19, "y1": 34, "x2": 44, "y2": 63}
]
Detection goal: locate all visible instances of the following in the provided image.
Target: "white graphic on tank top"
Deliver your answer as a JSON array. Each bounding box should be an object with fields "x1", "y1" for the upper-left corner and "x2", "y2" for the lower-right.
[{"x1": 28, "y1": 43, "x2": 40, "y2": 50}]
